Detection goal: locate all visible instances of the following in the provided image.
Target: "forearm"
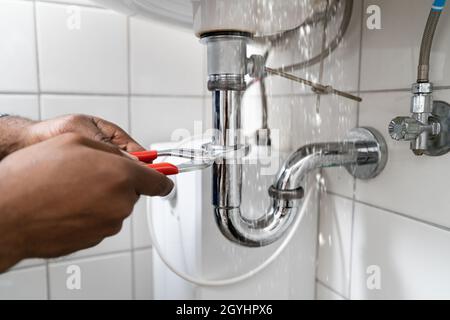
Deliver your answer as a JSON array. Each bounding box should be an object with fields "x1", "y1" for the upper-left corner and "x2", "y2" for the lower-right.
[
  {"x1": 0, "y1": 165, "x2": 26, "y2": 272},
  {"x1": 0, "y1": 218, "x2": 23, "y2": 273},
  {"x1": 0, "y1": 116, "x2": 35, "y2": 160},
  {"x1": 0, "y1": 117, "x2": 30, "y2": 271}
]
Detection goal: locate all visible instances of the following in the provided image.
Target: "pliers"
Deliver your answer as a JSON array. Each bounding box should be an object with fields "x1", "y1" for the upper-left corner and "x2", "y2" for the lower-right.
[{"x1": 130, "y1": 149, "x2": 213, "y2": 176}]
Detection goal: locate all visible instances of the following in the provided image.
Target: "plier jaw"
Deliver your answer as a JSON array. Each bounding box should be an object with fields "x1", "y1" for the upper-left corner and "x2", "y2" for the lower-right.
[
  {"x1": 131, "y1": 144, "x2": 249, "y2": 176},
  {"x1": 130, "y1": 149, "x2": 212, "y2": 176}
]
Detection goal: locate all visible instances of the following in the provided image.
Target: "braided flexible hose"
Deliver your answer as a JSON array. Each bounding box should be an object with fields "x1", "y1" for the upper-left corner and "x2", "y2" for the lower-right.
[
  {"x1": 417, "y1": 10, "x2": 442, "y2": 82},
  {"x1": 417, "y1": 0, "x2": 447, "y2": 82}
]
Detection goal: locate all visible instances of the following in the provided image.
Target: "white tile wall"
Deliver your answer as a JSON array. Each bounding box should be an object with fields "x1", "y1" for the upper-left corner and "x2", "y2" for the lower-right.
[
  {"x1": 323, "y1": 0, "x2": 362, "y2": 93},
  {"x1": 130, "y1": 96, "x2": 204, "y2": 148},
  {"x1": 3, "y1": 0, "x2": 450, "y2": 301},
  {"x1": 132, "y1": 197, "x2": 152, "y2": 249},
  {"x1": 49, "y1": 252, "x2": 132, "y2": 299},
  {"x1": 319, "y1": 0, "x2": 362, "y2": 198},
  {"x1": 283, "y1": 1, "x2": 362, "y2": 196},
  {"x1": 11, "y1": 258, "x2": 45, "y2": 270},
  {"x1": 0, "y1": 0, "x2": 205, "y2": 300},
  {"x1": 0, "y1": 0, "x2": 38, "y2": 92},
  {"x1": 290, "y1": 94, "x2": 358, "y2": 198},
  {"x1": 133, "y1": 248, "x2": 153, "y2": 300},
  {"x1": 317, "y1": 193, "x2": 353, "y2": 298},
  {"x1": 0, "y1": 266, "x2": 47, "y2": 300},
  {"x1": 317, "y1": 0, "x2": 450, "y2": 301},
  {"x1": 129, "y1": 17, "x2": 204, "y2": 96},
  {"x1": 261, "y1": 96, "x2": 294, "y2": 152},
  {"x1": 0, "y1": 95, "x2": 39, "y2": 120},
  {"x1": 40, "y1": 94, "x2": 129, "y2": 130},
  {"x1": 43, "y1": 0, "x2": 97, "y2": 7},
  {"x1": 351, "y1": 203, "x2": 450, "y2": 300},
  {"x1": 36, "y1": 2, "x2": 128, "y2": 94},
  {"x1": 357, "y1": 90, "x2": 450, "y2": 228},
  {"x1": 360, "y1": 0, "x2": 450, "y2": 90},
  {"x1": 316, "y1": 282, "x2": 345, "y2": 300}
]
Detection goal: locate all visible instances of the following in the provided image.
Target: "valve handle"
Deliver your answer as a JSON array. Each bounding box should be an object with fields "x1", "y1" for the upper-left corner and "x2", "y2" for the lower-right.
[{"x1": 389, "y1": 117, "x2": 424, "y2": 141}]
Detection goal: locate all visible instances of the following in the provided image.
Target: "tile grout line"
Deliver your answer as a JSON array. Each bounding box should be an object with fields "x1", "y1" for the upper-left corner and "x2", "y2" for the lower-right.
[
  {"x1": 126, "y1": 15, "x2": 137, "y2": 301},
  {"x1": 326, "y1": 190, "x2": 354, "y2": 202},
  {"x1": 327, "y1": 190, "x2": 450, "y2": 234},
  {"x1": 348, "y1": 1, "x2": 365, "y2": 299},
  {"x1": 125, "y1": 14, "x2": 138, "y2": 299},
  {"x1": 356, "y1": 199, "x2": 450, "y2": 233},
  {"x1": 314, "y1": 184, "x2": 323, "y2": 299},
  {"x1": 32, "y1": 0, "x2": 50, "y2": 299},
  {"x1": 45, "y1": 246, "x2": 153, "y2": 269},
  {"x1": 313, "y1": 0, "x2": 331, "y2": 299},
  {"x1": 35, "y1": 0, "x2": 103, "y2": 9},
  {"x1": 316, "y1": 278, "x2": 349, "y2": 300},
  {"x1": 8, "y1": 245, "x2": 152, "y2": 273},
  {"x1": 0, "y1": 91, "x2": 206, "y2": 98},
  {"x1": 358, "y1": 86, "x2": 450, "y2": 94},
  {"x1": 359, "y1": 85, "x2": 450, "y2": 93},
  {"x1": 4, "y1": 87, "x2": 450, "y2": 99},
  {"x1": 32, "y1": 0, "x2": 42, "y2": 120}
]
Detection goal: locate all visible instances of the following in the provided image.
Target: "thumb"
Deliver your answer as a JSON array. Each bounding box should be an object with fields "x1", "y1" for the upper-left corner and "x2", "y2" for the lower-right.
[{"x1": 129, "y1": 162, "x2": 175, "y2": 197}]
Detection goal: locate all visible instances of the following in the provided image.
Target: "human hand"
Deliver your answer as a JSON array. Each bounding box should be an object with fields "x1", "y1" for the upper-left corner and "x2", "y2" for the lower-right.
[
  {"x1": 26, "y1": 114, "x2": 144, "y2": 152},
  {"x1": 0, "y1": 133, "x2": 173, "y2": 272}
]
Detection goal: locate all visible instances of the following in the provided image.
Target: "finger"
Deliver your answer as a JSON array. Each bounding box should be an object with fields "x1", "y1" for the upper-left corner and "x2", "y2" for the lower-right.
[
  {"x1": 72, "y1": 135, "x2": 140, "y2": 164},
  {"x1": 123, "y1": 140, "x2": 146, "y2": 153},
  {"x1": 63, "y1": 114, "x2": 108, "y2": 142},
  {"x1": 120, "y1": 150, "x2": 139, "y2": 161},
  {"x1": 127, "y1": 161, "x2": 174, "y2": 197},
  {"x1": 72, "y1": 134, "x2": 124, "y2": 157},
  {"x1": 92, "y1": 117, "x2": 145, "y2": 152}
]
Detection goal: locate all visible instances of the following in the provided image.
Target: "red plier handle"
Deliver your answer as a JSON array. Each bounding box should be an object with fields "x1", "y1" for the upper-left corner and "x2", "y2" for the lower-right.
[
  {"x1": 131, "y1": 150, "x2": 179, "y2": 176},
  {"x1": 131, "y1": 150, "x2": 158, "y2": 162}
]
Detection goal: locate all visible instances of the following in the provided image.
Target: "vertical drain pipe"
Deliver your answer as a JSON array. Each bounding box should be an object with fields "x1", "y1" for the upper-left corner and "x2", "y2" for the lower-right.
[
  {"x1": 200, "y1": 32, "x2": 389, "y2": 247},
  {"x1": 201, "y1": 32, "x2": 249, "y2": 224}
]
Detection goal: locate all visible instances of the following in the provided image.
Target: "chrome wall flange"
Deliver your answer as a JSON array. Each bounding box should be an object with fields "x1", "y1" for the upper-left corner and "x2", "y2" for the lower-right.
[
  {"x1": 425, "y1": 100, "x2": 450, "y2": 156},
  {"x1": 345, "y1": 127, "x2": 388, "y2": 179}
]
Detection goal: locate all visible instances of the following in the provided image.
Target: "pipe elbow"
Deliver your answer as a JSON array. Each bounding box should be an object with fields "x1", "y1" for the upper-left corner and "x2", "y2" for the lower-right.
[
  {"x1": 213, "y1": 143, "x2": 354, "y2": 247},
  {"x1": 213, "y1": 128, "x2": 387, "y2": 247},
  {"x1": 214, "y1": 198, "x2": 302, "y2": 247},
  {"x1": 212, "y1": 145, "x2": 324, "y2": 247},
  {"x1": 273, "y1": 144, "x2": 323, "y2": 191}
]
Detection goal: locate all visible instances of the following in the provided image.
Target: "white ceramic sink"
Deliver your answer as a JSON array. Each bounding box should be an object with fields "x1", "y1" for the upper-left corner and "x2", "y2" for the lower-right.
[{"x1": 90, "y1": 0, "x2": 320, "y2": 37}]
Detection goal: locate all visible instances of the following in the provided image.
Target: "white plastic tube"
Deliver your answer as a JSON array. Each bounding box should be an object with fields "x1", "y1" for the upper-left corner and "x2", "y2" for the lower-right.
[{"x1": 147, "y1": 186, "x2": 314, "y2": 287}]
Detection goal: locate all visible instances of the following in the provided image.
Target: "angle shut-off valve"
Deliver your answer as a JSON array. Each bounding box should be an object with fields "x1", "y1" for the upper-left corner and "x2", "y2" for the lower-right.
[{"x1": 389, "y1": 82, "x2": 450, "y2": 156}]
